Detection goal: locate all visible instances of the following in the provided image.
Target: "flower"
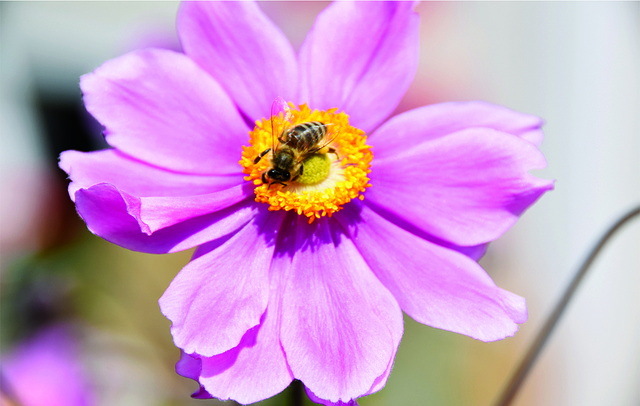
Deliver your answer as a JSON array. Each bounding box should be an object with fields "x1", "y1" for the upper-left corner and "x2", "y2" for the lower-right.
[
  {"x1": 59, "y1": 2, "x2": 553, "y2": 405},
  {"x1": 1, "y1": 326, "x2": 94, "y2": 406}
]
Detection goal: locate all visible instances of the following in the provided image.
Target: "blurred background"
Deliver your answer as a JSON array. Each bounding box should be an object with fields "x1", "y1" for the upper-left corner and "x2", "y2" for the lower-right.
[{"x1": 1, "y1": 2, "x2": 638, "y2": 406}]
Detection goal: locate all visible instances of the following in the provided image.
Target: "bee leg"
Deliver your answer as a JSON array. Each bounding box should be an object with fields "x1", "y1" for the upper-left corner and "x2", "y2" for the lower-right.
[
  {"x1": 262, "y1": 173, "x2": 268, "y2": 184},
  {"x1": 328, "y1": 147, "x2": 339, "y2": 159},
  {"x1": 254, "y1": 148, "x2": 271, "y2": 164},
  {"x1": 290, "y1": 165, "x2": 303, "y2": 183}
]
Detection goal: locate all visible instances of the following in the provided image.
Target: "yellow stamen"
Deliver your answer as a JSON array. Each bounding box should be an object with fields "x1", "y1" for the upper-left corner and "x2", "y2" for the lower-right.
[
  {"x1": 239, "y1": 103, "x2": 372, "y2": 223},
  {"x1": 297, "y1": 154, "x2": 331, "y2": 185}
]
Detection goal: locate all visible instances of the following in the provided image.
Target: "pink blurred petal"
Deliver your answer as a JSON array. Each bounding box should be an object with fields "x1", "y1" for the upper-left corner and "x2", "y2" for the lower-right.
[
  {"x1": 60, "y1": 149, "x2": 244, "y2": 201},
  {"x1": 371, "y1": 101, "x2": 546, "y2": 160},
  {"x1": 75, "y1": 184, "x2": 257, "y2": 253},
  {"x1": 81, "y1": 48, "x2": 249, "y2": 175},
  {"x1": 367, "y1": 127, "x2": 554, "y2": 246},
  {"x1": 278, "y1": 217, "x2": 403, "y2": 403},
  {"x1": 178, "y1": 1, "x2": 298, "y2": 120},
  {"x1": 335, "y1": 203, "x2": 527, "y2": 341},
  {"x1": 1, "y1": 326, "x2": 93, "y2": 406},
  {"x1": 299, "y1": 2, "x2": 419, "y2": 132},
  {"x1": 159, "y1": 211, "x2": 283, "y2": 357}
]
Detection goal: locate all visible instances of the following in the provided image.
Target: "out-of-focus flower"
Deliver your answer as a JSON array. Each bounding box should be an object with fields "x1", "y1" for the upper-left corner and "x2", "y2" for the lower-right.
[
  {"x1": 59, "y1": 2, "x2": 553, "y2": 405},
  {"x1": 1, "y1": 326, "x2": 93, "y2": 406}
]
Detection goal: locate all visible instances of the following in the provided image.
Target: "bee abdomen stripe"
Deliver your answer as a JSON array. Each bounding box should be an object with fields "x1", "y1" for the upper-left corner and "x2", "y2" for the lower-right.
[{"x1": 287, "y1": 122, "x2": 327, "y2": 150}]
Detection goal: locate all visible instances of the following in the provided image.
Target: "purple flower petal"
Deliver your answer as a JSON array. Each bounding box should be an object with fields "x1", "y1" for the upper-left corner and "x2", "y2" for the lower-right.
[
  {"x1": 306, "y1": 386, "x2": 360, "y2": 406},
  {"x1": 299, "y1": 2, "x2": 419, "y2": 133},
  {"x1": 367, "y1": 127, "x2": 554, "y2": 246},
  {"x1": 304, "y1": 343, "x2": 395, "y2": 405},
  {"x1": 60, "y1": 149, "x2": 244, "y2": 201},
  {"x1": 450, "y1": 243, "x2": 489, "y2": 261},
  {"x1": 75, "y1": 184, "x2": 257, "y2": 253},
  {"x1": 335, "y1": 203, "x2": 527, "y2": 342},
  {"x1": 141, "y1": 187, "x2": 255, "y2": 232},
  {"x1": 371, "y1": 101, "x2": 546, "y2": 160},
  {"x1": 178, "y1": 1, "x2": 298, "y2": 121},
  {"x1": 175, "y1": 352, "x2": 211, "y2": 399},
  {"x1": 159, "y1": 211, "x2": 283, "y2": 357},
  {"x1": 178, "y1": 269, "x2": 294, "y2": 404},
  {"x1": 81, "y1": 48, "x2": 249, "y2": 174},
  {"x1": 85, "y1": 182, "x2": 252, "y2": 234},
  {"x1": 278, "y1": 217, "x2": 403, "y2": 403}
]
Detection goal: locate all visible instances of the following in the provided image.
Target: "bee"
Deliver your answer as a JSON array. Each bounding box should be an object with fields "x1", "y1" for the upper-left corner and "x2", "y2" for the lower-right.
[{"x1": 254, "y1": 97, "x2": 339, "y2": 188}]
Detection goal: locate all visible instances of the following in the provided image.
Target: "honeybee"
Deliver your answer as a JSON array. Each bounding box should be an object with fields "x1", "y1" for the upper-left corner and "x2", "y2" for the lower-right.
[{"x1": 254, "y1": 97, "x2": 339, "y2": 188}]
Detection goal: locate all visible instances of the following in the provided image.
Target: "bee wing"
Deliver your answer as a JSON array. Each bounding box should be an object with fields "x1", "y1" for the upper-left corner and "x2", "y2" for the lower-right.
[
  {"x1": 270, "y1": 97, "x2": 294, "y2": 153},
  {"x1": 271, "y1": 96, "x2": 293, "y2": 123}
]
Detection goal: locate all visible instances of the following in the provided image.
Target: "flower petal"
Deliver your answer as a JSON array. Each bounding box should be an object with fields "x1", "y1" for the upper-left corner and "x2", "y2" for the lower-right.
[
  {"x1": 371, "y1": 101, "x2": 546, "y2": 161},
  {"x1": 278, "y1": 216, "x2": 403, "y2": 403},
  {"x1": 175, "y1": 352, "x2": 211, "y2": 399},
  {"x1": 299, "y1": 1, "x2": 419, "y2": 132},
  {"x1": 62, "y1": 149, "x2": 251, "y2": 232},
  {"x1": 194, "y1": 321, "x2": 293, "y2": 403},
  {"x1": 306, "y1": 387, "x2": 360, "y2": 406},
  {"x1": 74, "y1": 184, "x2": 257, "y2": 253},
  {"x1": 159, "y1": 210, "x2": 283, "y2": 357},
  {"x1": 1, "y1": 326, "x2": 93, "y2": 406},
  {"x1": 81, "y1": 48, "x2": 249, "y2": 175},
  {"x1": 452, "y1": 243, "x2": 489, "y2": 262},
  {"x1": 178, "y1": 1, "x2": 298, "y2": 121},
  {"x1": 60, "y1": 149, "x2": 244, "y2": 201},
  {"x1": 335, "y1": 203, "x2": 527, "y2": 342},
  {"x1": 138, "y1": 184, "x2": 254, "y2": 232},
  {"x1": 178, "y1": 262, "x2": 294, "y2": 404},
  {"x1": 367, "y1": 128, "x2": 554, "y2": 246}
]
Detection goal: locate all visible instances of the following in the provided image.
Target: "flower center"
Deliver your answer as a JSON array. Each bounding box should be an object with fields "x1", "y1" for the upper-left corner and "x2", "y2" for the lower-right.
[{"x1": 239, "y1": 103, "x2": 372, "y2": 223}]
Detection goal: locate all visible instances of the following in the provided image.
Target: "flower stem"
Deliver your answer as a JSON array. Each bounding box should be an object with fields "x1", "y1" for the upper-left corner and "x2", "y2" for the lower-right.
[
  {"x1": 493, "y1": 205, "x2": 640, "y2": 406},
  {"x1": 291, "y1": 379, "x2": 305, "y2": 406}
]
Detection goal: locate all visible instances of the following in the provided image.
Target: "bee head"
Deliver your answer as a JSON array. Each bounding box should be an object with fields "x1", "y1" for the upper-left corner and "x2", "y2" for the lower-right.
[{"x1": 268, "y1": 168, "x2": 290, "y2": 182}]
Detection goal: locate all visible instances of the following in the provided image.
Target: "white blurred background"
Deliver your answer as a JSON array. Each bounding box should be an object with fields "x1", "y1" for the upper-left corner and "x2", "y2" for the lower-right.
[{"x1": 1, "y1": 2, "x2": 638, "y2": 406}]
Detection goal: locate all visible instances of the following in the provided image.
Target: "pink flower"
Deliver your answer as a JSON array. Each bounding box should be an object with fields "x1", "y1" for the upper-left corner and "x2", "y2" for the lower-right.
[
  {"x1": 59, "y1": 2, "x2": 553, "y2": 405},
  {"x1": 1, "y1": 326, "x2": 94, "y2": 406}
]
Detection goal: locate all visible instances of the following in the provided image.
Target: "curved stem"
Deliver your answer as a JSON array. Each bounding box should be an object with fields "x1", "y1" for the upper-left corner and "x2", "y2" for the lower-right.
[{"x1": 493, "y1": 205, "x2": 640, "y2": 406}]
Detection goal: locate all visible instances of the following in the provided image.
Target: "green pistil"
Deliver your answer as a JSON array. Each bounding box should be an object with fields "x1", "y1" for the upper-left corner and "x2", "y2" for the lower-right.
[{"x1": 297, "y1": 154, "x2": 331, "y2": 185}]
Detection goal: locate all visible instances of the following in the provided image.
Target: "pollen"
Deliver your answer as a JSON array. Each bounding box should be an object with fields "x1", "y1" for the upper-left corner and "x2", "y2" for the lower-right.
[
  {"x1": 239, "y1": 103, "x2": 372, "y2": 223},
  {"x1": 297, "y1": 153, "x2": 331, "y2": 185}
]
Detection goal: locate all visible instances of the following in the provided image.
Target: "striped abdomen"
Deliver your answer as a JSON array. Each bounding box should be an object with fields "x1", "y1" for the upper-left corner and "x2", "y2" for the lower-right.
[{"x1": 283, "y1": 121, "x2": 328, "y2": 151}]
